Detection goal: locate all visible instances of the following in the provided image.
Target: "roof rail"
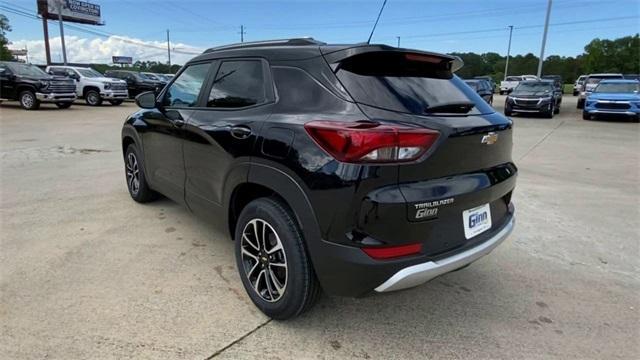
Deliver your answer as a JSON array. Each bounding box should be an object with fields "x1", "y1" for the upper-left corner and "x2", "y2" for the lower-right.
[{"x1": 204, "y1": 38, "x2": 326, "y2": 53}]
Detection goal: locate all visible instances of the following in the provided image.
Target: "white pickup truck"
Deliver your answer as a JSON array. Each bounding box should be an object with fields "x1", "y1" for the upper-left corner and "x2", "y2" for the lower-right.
[
  {"x1": 45, "y1": 66, "x2": 129, "y2": 106},
  {"x1": 499, "y1": 75, "x2": 538, "y2": 95}
]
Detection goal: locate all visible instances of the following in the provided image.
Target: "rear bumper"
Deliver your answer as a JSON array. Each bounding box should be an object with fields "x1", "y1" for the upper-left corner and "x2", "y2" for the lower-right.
[
  {"x1": 36, "y1": 92, "x2": 76, "y2": 102},
  {"x1": 375, "y1": 216, "x2": 514, "y2": 292}
]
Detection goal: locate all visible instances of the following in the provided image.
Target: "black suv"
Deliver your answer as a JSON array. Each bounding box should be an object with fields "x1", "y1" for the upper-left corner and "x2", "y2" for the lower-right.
[
  {"x1": 0, "y1": 61, "x2": 76, "y2": 110},
  {"x1": 121, "y1": 39, "x2": 517, "y2": 319},
  {"x1": 504, "y1": 80, "x2": 562, "y2": 118},
  {"x1": 104, "y1": 70, "x2": 161, "y2": 98}
]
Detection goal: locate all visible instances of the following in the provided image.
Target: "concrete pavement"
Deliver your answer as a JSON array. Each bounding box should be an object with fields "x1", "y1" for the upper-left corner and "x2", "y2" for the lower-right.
[{"x1": 1, "y1": 96, "x2": 638, "y2": 359}]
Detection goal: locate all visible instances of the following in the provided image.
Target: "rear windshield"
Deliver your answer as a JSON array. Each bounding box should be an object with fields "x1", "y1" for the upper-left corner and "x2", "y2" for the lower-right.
[
  {"x1": 594, "y1": 82, "x2": 639, "y2": 93},
  {"x1": 505, "y1": 76, "x2": 521, "y2": 81},
  {"x1": 335, "y1": 52, "x2": 493, "y2": 115}
]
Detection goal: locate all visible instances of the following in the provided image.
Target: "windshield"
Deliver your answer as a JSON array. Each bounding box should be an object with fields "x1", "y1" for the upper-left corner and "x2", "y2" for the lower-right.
[
  {"x1": 77, "y1": 68, "x2": 103, "y2": 78},
  {"x1": 587, "y1": 76, "x2": 622, "y2": 85},
  {"x1": 505, "y1": 76, "x2": 521, "y2": 81},
  {"x1": 512, "y1": 83, "x2": 553, "y2": 95},
  {"x1": 594, "y1": 83, "x2": 639, "y2": 93},
  {"x1": 6, "y1": 62, "x2": 47, "y2": 77}
]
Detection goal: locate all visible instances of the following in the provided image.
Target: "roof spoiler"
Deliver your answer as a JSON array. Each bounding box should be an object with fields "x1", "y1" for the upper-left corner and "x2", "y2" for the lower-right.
[{"x1": 321, "y1": 44, "x2": 464, "y2": 73}]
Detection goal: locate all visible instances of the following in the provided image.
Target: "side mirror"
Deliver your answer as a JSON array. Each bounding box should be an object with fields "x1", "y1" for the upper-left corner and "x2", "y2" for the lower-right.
[{"x1": 135, "y1": 91, "x2": 157, "y2": 109}]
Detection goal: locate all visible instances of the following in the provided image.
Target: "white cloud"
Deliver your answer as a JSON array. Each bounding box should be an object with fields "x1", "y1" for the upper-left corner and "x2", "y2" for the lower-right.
[{"x1": 9, "y1": 35, "x2": 204, "y2": 65}]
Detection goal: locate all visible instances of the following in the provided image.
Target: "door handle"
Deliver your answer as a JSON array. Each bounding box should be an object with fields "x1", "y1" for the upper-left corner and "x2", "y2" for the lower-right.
[{"x1": 230, "y1": 125, "x2": 252, "y2": 139}]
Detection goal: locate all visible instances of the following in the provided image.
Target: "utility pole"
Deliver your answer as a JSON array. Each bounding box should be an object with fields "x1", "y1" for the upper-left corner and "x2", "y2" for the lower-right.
[
  {"x1": 396, "y1": 36, "x2": 400, "y2": 48},
  {"x1": 56, "y1": 0, "x2": 67, "y2": 65},
  {"x1": 504, "y1": 25, "x2": 513, "y2": 80},
  {"x1": 166, "y1": 29, "x2": 171, "y2": 66},
  {"x1": 42, "y1": 18, "x2": 51, "y2": 65},
  {"x1": 537, "y1": 0, "x2": 553, "y2": 78},
  {"x1": 239, "y1": 25, "x2": 245, "y2": 43}
]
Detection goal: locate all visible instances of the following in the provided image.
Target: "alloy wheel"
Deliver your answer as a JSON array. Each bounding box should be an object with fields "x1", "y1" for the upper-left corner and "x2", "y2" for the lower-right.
[
  {"x1": 126, "y1": 152, "x2": 140, "y2": 195},
  {"x1": 87, "y1": 92, "x2": 100, "y2": 105},
  {"x1": 240, "y1": 218, "x2": 288, "y2": 302},
  {"x1": 21, "y1": 93, "x2": 34, "y2": 108}
]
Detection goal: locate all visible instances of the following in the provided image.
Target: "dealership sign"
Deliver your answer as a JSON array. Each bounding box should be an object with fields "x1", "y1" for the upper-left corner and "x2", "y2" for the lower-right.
[
  {"x1": 112, "y1": 56, "x2": 133, "y2": 64},
  {"x1": 37, "y1": 0, "x2": 102, "y2": 25}
]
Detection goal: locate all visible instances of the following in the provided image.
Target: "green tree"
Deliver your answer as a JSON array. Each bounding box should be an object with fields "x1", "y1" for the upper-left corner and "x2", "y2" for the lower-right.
[
  {"x1": 0, "y1": 14, "x2": 14, "y2": 61},
  {"x1": 583, "y1": 34, "x2": 639, "y2": 74}
]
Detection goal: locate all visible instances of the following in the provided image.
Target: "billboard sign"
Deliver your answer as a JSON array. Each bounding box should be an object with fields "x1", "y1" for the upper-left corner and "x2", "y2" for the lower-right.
[
  {"x1": 10, "y1": 49, "x2": 29, "y2": 56},
  {"x1": 37, "y1": 0, "x2": 102, "y2": 25},
  {"x1": 112, "y1": 56, "x2": 133, "y2": 65}
]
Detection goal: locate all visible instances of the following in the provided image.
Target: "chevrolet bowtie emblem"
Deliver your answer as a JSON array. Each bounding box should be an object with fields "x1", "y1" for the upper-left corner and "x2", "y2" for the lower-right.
[{"x1": 481, "y1": 132, "x2": 498, "y2": 145}]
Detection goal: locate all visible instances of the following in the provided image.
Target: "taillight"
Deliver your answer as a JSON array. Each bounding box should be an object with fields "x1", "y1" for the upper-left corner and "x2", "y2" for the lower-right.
[
  {"x1": 304, "y1": 120, "x2": 439, "y2": 163},
  {"x1": 362, "y1": 243, "x2": 422, "y2": 260}
]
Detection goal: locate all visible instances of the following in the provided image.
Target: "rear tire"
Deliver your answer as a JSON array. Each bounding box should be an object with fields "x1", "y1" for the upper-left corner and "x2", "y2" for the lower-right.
[
  {"x1": 55, "y1": 102, "x2": 72, "y2": 109},
  {"x1": 554, "y1": 105, "x2": 560, "y2": 114},
  {"x1": 124, "y1": 144, "x2": 157, "y2": 203},
  {"x1": 85, "y1": 89, "x2": 102, "y2": 106},
  {"x1": 19, "y1": 90, "x2": 40, "y2": 110},
  {"x1": 235, "y1": 197, "x2": 320, "y2": 320},
  {"x1": 577, "y1": 99, "x2": 584, "y2": 109},
  {"x1": 582, "y1": 111, "x2": 591, "y2": 120},
  {"x1": 109, "y1": 99, "x2": 124, "y2": 106}
]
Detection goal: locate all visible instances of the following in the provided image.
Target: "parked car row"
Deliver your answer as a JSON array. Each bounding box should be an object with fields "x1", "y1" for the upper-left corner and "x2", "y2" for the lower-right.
[{"x1": 0, "y1": 61, "x2": 174, "y2": 110}]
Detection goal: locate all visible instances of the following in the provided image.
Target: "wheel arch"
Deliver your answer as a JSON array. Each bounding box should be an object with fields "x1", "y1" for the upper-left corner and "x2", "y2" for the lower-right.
[
  {"x1": 16, "y1": 85, "x2": 37, "y2": 97},
  {"x1": 82, "y1": 85, "x2": 101, "y2": 97},
  {"x1": 225, "y1": 163, "x2": 322, "y2": 247}
]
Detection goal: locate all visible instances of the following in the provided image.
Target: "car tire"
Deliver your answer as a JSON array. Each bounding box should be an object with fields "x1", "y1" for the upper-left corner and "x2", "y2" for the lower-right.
[
  {"x1": 499, "y1": 91, "x2": 504, "y2": 95},
  {"x1": 85, "y1": 90, "x2": 103, "y2": 106},
  {"x1": 554, "y1": 105, "x2": 560, "y2": 114},
  {"x1": 573, "y1": 91, "x2": 579, "y2": 96},
  {"x1": 582, "y1": 111, "x2": 591, "y2": 120},
  {"x1": 124, "y1": 144, "x2": 158, "y2": 203},
  {"x1": 489, "y1": 96, "x2": 493, "y2": 105},
  {"x1": 109, "y1": 100, "x2": 124, "y2": 106},
  {"x1": 19, "y1": 90, "x2": 40, "y2": 110},
  {"x1": 235, "y1": 197, "x2": 320, "y2": 320},
  {"x1": 577, "y1": 99, "x2": 584, "y2": 109},
  {"x1": 55, "y1": 102, "x2": 72, "y2": 109}
]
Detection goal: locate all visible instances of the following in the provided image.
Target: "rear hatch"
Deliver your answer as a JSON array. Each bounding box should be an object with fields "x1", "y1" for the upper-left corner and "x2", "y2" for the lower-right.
[{"x1": 322, "y1": 46, "x2": 515, "y2": 255}]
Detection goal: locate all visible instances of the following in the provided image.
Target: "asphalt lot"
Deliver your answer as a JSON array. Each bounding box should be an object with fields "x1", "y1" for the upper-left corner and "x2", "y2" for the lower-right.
[{"x1": 1, "y1": 95, "x2": 638, "y2": 359}]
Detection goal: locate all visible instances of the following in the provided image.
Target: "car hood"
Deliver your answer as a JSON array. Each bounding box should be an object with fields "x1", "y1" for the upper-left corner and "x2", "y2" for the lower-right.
[
  {"x1": 18, "y1": 75, "x2": 72, "y2": 82},
  {"x1": 92, "y1": 76, "x2": 126, "y2": 83},
  {"x1": 509, "y1": 93, "x2": 551, "y2": 98},
  {"x1": 588, "y1": 92, "x2": 640, "y2": 101}
]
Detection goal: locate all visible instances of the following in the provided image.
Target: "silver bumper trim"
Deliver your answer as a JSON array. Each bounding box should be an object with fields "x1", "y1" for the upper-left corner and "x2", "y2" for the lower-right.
[
  {"x1": 35, "y1": 92, "x2": 77, "y2": 102},
  {"x1": 374, "y1": 217, "x2": 515, "y2": 293},
  {"x1": 587, "y1": 110, "x2": 636, "y2": 116}
]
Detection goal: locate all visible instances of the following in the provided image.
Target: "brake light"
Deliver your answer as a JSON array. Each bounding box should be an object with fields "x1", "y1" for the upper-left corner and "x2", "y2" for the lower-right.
[
  {"x1": 362, "y1": 243, "x2": 422, "y2": 260},
  {"x1": 304, "y1": 121, "x2": 439, "y2": 163}
]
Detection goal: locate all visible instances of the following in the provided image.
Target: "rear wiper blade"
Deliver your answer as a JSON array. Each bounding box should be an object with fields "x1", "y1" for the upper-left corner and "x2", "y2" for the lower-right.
[{"x1": 424, "y1": 101, "x2": 475, "y2": 114}]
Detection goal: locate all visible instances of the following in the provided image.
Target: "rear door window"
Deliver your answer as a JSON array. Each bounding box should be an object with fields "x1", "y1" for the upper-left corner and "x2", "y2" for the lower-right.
[
  {"x1": 336, "y1": 52, "x2": 493, "y2": 115},
  {"x1": 207, "y1": 60, "x2": 266, "y2": 108}
]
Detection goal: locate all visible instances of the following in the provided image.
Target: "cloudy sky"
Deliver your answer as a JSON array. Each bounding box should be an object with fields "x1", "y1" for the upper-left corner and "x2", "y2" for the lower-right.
[{"x1": 2, "y1": 0, "x2": 639, "y2": 65}]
